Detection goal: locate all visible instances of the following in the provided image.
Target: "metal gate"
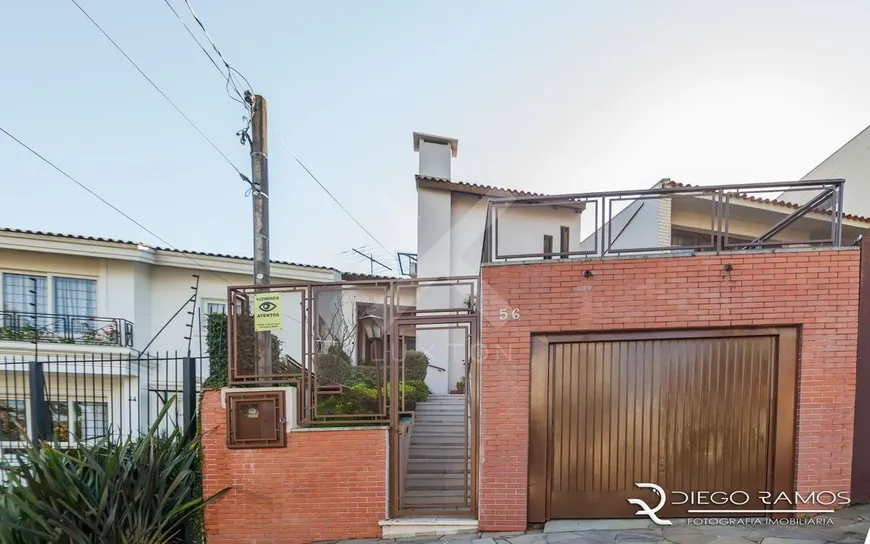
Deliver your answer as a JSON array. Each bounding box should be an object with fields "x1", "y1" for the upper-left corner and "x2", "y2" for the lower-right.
[
  {"x1": 389, "y1": 314, "x2": 477, "y2": 517},
  {"x1": 528, "y1": 328, "x2": 798, "y2": 522}
]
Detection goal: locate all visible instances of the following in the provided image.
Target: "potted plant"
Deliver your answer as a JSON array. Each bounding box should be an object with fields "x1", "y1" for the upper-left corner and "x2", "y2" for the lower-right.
[{"x1": 451, "y1": 376, "x2": 466, "y2": 395}]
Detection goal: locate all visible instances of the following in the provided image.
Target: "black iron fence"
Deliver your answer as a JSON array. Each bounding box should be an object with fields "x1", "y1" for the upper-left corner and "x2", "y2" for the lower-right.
[
  {"x1": 0, "y1": 311, "x2": 134, "y2": 348},
  {"x1": 0, "y1": 352, "x2": 207, "y2": 473}
]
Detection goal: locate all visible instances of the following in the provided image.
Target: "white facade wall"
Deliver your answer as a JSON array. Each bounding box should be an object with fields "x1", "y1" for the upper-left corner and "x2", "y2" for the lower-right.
[
  {"x1": 416, "y1": 188, "x2": 583, "y2": 394},
  {"x1": 780, "y1": 125, "x2": 870, "y2": 217},
  {"x1": 416, "y1": 188, "x2": 453, "y2": 394},
  {"x1": 578, "y1": 198, "x2": 667, "y2": 255}
]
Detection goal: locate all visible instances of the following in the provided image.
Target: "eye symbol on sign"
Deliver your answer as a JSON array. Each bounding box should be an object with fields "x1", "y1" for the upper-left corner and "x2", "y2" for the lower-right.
[{"x1": 258, "y1": 301, "x2": 277, "y2": 312}]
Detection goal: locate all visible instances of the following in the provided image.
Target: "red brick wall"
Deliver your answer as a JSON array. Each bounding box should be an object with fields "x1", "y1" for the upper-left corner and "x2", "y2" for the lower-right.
[
  {"x1": 478, "y1": 249, "x2": 860, "y2": 531},
  {"x1": 200, "y1": 391, "x2": 387, "y2": 544}
]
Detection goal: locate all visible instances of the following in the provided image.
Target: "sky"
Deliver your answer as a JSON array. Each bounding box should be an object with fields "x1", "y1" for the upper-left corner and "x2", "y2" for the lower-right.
[{"x1": 2, "y1": 0, "x2": 870, "y2": 274}]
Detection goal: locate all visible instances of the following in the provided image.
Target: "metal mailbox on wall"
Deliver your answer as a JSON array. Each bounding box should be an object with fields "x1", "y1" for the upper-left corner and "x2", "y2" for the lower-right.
[{"x1": 226, "y1": 391, "x2": 286, "y2": 449}]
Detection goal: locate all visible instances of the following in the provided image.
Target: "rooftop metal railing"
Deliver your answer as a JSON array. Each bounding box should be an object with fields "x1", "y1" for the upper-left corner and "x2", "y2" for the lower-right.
[{"x1": 482, "y1": 179, "x2": 847, "y2": 263}]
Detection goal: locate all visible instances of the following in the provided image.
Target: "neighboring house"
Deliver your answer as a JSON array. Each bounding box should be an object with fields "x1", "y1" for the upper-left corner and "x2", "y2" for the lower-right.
[
  {"x1": 0, "y1": 228, "x2": 339, "y2": 444},
  {"x1": 412, "y1": 132, "x2": 583, "y2": 394},
  {"x1": 579, "y1": 179, "x2": 870, "y2": 255},
  {"x1": 780, "y1": 123, "x2": 870, "y2": 217}
]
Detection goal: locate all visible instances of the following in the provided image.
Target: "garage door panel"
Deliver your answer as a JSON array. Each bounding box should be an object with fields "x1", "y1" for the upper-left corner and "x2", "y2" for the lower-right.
[{"x1": 543, "y1": 333, "x2": 780, "y2": 520}]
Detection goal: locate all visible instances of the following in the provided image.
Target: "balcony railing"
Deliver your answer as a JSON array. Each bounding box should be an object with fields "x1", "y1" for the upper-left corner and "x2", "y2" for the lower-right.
[
  {"x1": 482, "y1": 179, "x2": 848, "y2": 263},
  {"x1": 0, "y1": 311, "x2": 134, "y2": 348}
]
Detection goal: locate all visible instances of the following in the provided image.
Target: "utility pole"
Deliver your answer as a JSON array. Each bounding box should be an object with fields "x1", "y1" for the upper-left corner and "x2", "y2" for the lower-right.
[{"x1": 250, "y1": 94, "x2": 272, "y2": 376}]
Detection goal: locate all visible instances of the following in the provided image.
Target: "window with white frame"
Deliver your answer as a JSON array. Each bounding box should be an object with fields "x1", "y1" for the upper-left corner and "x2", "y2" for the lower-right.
[
  {"x1": 49, "y1": 400, "x2": 108, "y2": 444},
  {"x1": 201, "y1": 300, "x2": 226, "y2": 331},
  {"x1": 1, "y1": 273, "x2": 97, "y2": 322},
  {"x1": 205, "y1": 302, "x2": 226, "y2": 316},
  {"x1": 0, "y1": 400, "x2": 27, "y2": 442},
  {"x1": 2, "y1": 273, "x2": 48, "y2": 313}
]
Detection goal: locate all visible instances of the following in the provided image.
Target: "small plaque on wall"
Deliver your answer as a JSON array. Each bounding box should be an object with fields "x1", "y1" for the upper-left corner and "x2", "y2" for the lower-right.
[{"x1": 226, "y1": 391, "x2": 286, "y2": 449}]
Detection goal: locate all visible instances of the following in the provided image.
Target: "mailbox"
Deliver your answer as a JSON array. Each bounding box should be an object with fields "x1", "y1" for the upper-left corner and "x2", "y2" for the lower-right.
[{"x1": 226, "y1": 390, "x2": 286, "y2": 449}]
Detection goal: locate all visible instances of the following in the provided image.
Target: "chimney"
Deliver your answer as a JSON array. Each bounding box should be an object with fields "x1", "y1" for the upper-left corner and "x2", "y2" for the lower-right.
[{"x1": 413, "y1": 132, "x2": 459, "y2": 180}]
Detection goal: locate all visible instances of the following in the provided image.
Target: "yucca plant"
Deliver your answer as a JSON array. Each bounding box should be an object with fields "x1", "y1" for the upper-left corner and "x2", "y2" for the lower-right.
[{"x1": 0, "y1": 398, "x2": 229, "y2": 543}]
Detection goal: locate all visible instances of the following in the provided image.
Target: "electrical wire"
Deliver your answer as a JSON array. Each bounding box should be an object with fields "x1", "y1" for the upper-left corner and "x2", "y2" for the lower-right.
[
  {"x1": 67, "y1": 0, "x2": 251, "y2": 186},
  {"x1": 270, "y1": 130, "x2": 397, "y2": 265},
  {"x1": 158, "y1": 0, "x2": 399, "y2": 268},
  {"x1": 161, "y1": 0, "x2": 223, "y2": 78},
  {"x1": 161, "y1": 0, "x2": 248, "y2": 106},
  {"x1": 0, "y1": 126, "x2": 302, "y2": 325},
  {"x1": 179, "y1": 0, "x2": 252, "y2": 106}
]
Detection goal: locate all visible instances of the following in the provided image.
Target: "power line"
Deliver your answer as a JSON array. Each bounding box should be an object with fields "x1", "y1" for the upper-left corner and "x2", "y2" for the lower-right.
[
  {"x1": 161, "y1": 0, "x2": 223, "y2": 77},
  {"x1": 161, "y1": 0, "x2": 250, "y2": 107},
  {"x1": 68, "y1": 0, "x2": 251, "y2": 186},
  {"x1": 270, "y1": 131, "x2": 397, "y2": 264},
  {"x1": 157, "y1": 0, "x2": 397, "y2": 266},
  {"x1": 179, "y1": 0, "x2": 253, "y2": 103},
  {"x1": 0, "y1": 126, "x2": 302, "y2": 325}
]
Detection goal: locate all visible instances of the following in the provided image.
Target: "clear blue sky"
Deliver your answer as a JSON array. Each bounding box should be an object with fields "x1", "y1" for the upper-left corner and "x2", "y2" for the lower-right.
[{"x1": 2, "y1": 0, "x2": 869, "y2": 273}]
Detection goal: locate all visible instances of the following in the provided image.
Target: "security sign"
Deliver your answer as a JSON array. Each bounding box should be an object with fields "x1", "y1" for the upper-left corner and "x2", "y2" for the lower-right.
[{"x1": 253, "y1": 293, "x2": 282, "y2": 332}]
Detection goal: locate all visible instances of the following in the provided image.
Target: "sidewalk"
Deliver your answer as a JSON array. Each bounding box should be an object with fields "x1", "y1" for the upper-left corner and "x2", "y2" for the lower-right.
[{"x1": 317, "y1": 504, "x2": 870, "y2": 544}]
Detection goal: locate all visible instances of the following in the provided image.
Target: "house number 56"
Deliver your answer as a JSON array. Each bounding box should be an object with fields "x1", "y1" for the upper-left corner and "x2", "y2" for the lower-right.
[{"x1": 499, "y1": 308, "x2": 521, "y2": 321}]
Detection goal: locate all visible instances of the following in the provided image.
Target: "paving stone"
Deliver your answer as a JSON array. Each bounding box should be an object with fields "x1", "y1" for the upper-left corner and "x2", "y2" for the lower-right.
[
  {"x1": 833, "y1": 538, "x2": 865, "y2": 544},
  {"x1": 700, "y1": 527, "x2": 766, "y2": 538},
  {"x1": 830, "y1": 505, "x2": 870, "y2": 521},
  {"x1": 710, "y1": 539, "x2": 754, "y2": 544},
  {"x1": 614, "y1": 530, "x2": 660, "y2": 542},
  {"x1": 662, "y1": 527, "x2": 716, "y2": 544},
  {"x1": 546, "y1": 533, "x2": 584, "y2": 543},
  {"x1": 758, "y1": 538, "x2": 825, "y2": 544},
  {"x1": 438, "y1": 535, "x2": 480, "y2": 542},
  {"x1": 480, "y1": 534, "x2": 525, "y2": 540},
  {"x1": 546, "y1": 521, "x2": 653, "y2": 533},
  {"x1": 336, "y1": 540, "x2": 386, "y2": 544},
  {"x1": 506, "y1": 534, "x2": 547, "y2": 544},
  {"x1": 472, "y1": 539, "x2": 498, "y2": 544}
]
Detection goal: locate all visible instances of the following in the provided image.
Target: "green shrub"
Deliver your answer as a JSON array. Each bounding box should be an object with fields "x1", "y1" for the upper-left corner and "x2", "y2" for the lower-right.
[
  {"x1": 315, "y1": 344, "x2": 352, "y2": 385},
  {"x1": 0, "y1": 400, "x2": 229, "y2": 544},
  {"x1": 204, "y1": 313, "x2": 289, "y2": 389},
  {"x1": 345, "y1": 365, "x2": 380, "y2": 388},
  {"x1": 403, "y1": 351, "x2": 430, "y2": 381},
  {"x1": 317, "y1": 385, "x2": 380, "y2": 416}
]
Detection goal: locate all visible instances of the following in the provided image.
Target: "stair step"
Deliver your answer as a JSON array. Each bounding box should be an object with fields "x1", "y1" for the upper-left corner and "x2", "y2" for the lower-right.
[
  {"x1": 405, "y1": 475, "x2": 468, "y2": 490},
  {"x1": 414, "y1": 416, "x2": 466, "y2": 421},
  {"x1": 407, "y1": 459, "x2": 469, "y2": 474},
  {"x1": 402, "y1": 494, "x2": 471, "y2": 507},
  {"x1": 409, "y1": 452, "x2": 469, "y2": 460},
  {"x1": 411, "y1": 430, "x2": 466, "y2": 437},
  {"x1": 405, "y1": 489, "x2": 469, "y2": 497},
  {"x1": 410, "y1": 439, "x2": 466, "y2": 447}
]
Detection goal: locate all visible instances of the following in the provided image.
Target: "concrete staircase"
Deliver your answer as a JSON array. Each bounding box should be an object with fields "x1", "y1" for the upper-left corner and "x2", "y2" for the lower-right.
[{"x1": 404, "y1": 394, "x2": 471, "y2": 509}]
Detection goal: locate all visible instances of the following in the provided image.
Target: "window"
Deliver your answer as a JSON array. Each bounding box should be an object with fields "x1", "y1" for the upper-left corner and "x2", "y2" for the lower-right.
[
  {"x1": 0, "y1": 400, "x2": 27, "y2": 442},
  {"x1": 2, "y1": 274, "x2": 47, "y2": 314},
  {"x1": 54, "y1": 278, "x2": 96, "y2": 317},
  {"x1": 49, "y1": 400, "x2": 108, "y2": 443},
  {"x1": 206, "y1": 302, "x2": 226, "y2": 316},
  {"x1": 54, "y1": 277, "x2": 97, "y2": 335}
]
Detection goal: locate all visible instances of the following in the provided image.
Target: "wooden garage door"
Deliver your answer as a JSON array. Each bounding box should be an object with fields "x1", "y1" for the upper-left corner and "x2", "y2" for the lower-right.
[{"x1": 528, "y1": 329, "x2": 797, "y2": 522}]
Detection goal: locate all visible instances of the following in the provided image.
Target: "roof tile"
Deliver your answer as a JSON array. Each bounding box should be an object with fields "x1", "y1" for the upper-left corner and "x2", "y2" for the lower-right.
[
  {"x1": 662, "y1": 181, "x2": 870, "y2": 224},
  {"x1": 0, "y1": 228, "x2": 338, "y2": 270}
]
